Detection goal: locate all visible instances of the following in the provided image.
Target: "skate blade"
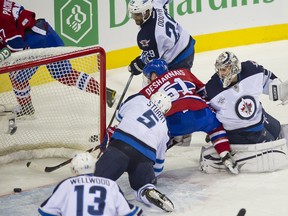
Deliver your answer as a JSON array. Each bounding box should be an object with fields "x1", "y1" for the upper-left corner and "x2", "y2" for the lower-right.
[{"x1": 147, "y1": 190, "x2": 174, "y2": 212}]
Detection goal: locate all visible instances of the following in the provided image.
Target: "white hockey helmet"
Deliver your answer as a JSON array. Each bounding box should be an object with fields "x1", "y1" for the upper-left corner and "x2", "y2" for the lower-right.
[
  {"x1": 215, "y1": 51, "x2": 241, "y2": 88},
  {"x1": 128, "y1": 0, "x2": 153, "y2": 23},
  {"x1": 150, "y1": 92, "x2": 172, "y2": 114},
  {"x1": 70, "y1": 152, "x2": 96, "y2": 175}
]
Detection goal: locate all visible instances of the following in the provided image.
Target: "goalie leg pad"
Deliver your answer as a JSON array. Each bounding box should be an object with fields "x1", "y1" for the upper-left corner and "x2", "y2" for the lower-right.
[{"x1": 200, "y1": 139, "x2": 288, "y2": 173}]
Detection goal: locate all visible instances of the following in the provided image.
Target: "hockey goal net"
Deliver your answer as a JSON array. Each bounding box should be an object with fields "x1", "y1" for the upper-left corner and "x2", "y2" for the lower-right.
[{"x1": 0, "y1": 46, "x2": 106, "y2": 164}]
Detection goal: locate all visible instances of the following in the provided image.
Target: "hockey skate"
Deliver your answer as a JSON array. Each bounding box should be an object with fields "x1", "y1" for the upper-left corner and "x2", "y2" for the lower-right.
[
  {"x1": 106, "y1": 88, "x2": 117, "y2": 108},
  {"x1": 143, "y1": 188, "x2": 174, "y2": 212},
  {"x1": 16, "y1": 102, "x2": 35, "y2": 119}
]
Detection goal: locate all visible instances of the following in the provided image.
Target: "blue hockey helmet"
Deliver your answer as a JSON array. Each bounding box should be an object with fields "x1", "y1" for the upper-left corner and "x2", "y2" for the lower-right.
[{"x1": 143, "y1": 59, "x2": 168, "y2": 80}]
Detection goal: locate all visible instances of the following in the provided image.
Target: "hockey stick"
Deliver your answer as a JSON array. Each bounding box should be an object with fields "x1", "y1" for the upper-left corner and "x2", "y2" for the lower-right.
[
  {"x1": 27, "y1": 74, "x2": 134, "y2": 173},
  {"x1": 95, "y1": 73, "x2": 134, "y2": 159},
  {"x1": 108, "y1": 73, "x2": 134, "y2": 127},
  {"x1": 26, "y1": 145, "x2": 100, "y2": 173},
  {"x1": 89, "y1": 73, "x2": 134, "y2": 142}
]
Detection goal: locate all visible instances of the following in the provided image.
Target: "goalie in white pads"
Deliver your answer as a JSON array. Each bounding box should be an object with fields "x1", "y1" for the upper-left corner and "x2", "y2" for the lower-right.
[
  {"x1": 200, "y1": 139, "x2": 288, "y2": 173},
  {"x1": 200, "y1": 51, "x2": 288, "y2": 173},
  {"x1": 0, "y1": 104, "x2": 17, "y2": 135},
  {"x1": 95, "y1": 92, "x2": 174, "y2": 212},
  {"x1": 38, "y1": 152, "x2": 143, "y2": 216}
]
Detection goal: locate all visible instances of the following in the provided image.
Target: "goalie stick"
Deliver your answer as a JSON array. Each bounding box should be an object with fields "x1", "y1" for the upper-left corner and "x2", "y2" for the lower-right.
[{"x1": 26, "y1": 145, "x2": 100, "y2": 173}]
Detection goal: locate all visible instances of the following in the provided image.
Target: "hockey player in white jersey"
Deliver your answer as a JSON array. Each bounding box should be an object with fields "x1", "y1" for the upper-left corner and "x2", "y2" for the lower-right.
[
  {"x1": 127, "y1": 0, "x2": 195, "y2": 75},
  {"x1": 38, "y1": 152, "x2": 143, "y2": 216},
  {"x1": 127, "y1": 0, "x2": 196, "y2": 151},
  {"x1": 200, "y1": 51, "x2": 288, "y2": 173},
  {"x1": 95, "y1": 92, "x2": 174, "y2": 212}
]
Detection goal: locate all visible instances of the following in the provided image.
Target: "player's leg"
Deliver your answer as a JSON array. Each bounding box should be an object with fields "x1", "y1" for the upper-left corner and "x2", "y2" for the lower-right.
[
  {"x1": 9, "y1": 68, "x2": 38, "y2": 118},
  {"x1": 263, "y1": 110, "x2": 282, "y2": 140},
  {"x1": 26, "y1": 20, "x2": 117, "y2": 108},
  {"x1": 94, "y1": 140, "x2": 129, "y2": 181},
  {"x1": 129, "y1": 159, "x2": 174, "y2": 212}
]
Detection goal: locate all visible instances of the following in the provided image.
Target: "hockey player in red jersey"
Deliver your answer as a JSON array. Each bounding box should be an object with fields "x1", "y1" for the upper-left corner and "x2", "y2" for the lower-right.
[
  {"x1": 0, "y1": 0, "x2": 116, "y2": 117},
  {"x1": 140, "y1": 59, "x2": 239, "y2": 175}
]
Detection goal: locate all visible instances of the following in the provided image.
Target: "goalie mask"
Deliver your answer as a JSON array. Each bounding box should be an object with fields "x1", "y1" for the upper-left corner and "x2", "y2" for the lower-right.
[
  {"x1": 150, "y1": 92, "x2": 172, "y2": 114},
  {"x1": 70, "y1": 152, "x2": 96, "y2": 175},
  {"x1": 215, "y1": 51, "x2": 241, "y2": 88},
  {"x1": 143, "y1": 59, "x2": 169, "y2": 80},
  {"x1": 128, "y1": 0, "x2": 153, "y2": 25}
]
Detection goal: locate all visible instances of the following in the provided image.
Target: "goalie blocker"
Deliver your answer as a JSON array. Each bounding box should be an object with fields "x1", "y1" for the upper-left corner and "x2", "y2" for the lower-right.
[
  {"x1": 200, "y1": 138, "x2": 288, "y2": 173},
  {"x1": 269, "y1": 78, "x2": 288, "y2": 105}
]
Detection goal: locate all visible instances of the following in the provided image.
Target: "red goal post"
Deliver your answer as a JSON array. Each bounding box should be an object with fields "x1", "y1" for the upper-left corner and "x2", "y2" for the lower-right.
[{"x1": 0, "y1": 46, "x2": 106, "y2": 164}]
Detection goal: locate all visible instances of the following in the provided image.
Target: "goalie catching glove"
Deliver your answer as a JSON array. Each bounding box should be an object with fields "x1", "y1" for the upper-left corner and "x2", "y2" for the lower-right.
[
  {"x1": 220, "y1": 151, "x2": 239, "y2": 175},
  {"x1": 269, "y1": 78, "x2": 288, "y2": 105},
  {"x1": 128, "y1": 56, "x2": 145, "y2": 75}
]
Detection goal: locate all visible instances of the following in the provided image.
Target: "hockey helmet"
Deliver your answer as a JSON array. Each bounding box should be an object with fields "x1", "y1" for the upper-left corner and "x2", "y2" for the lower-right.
[
  {"x1": 150, "y1": 92, "x2": 172, "y2": 114},
  {"x1": 143, "y1": 59, "x2": 169, "y2": 80},
  {"x1": 70, "y1": 152, "x2": 96, "y2": 175},
  {"x1": 215, "y1": 51, "x2": 241, "y2": 88},
  {"x1": 128, "y1": 0, "x2": 153, "y2": 24}
]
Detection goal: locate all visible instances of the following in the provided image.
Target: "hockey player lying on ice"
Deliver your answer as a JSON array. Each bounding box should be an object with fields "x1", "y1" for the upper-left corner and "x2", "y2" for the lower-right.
[
  {"x1": 200, "y1": 51, "x2": 288, "y2": 173},
  {"x1": 95, "y1": 92, "x2": 174, "y2": 212}
]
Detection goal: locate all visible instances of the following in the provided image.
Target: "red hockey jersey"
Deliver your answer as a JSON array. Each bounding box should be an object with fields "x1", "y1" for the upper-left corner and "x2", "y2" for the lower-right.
[
  {"x1": 0, "y1": 0, "x2": 35, "y2": 50},
  {"x1": 140, "y1": 68, "x2": 208, "y2": 116}
]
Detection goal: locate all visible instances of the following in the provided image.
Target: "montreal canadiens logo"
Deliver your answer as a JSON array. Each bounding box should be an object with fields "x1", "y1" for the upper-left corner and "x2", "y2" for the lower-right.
[{"x1": 235, "y1": 96, "x2": 256, "y2": 120}]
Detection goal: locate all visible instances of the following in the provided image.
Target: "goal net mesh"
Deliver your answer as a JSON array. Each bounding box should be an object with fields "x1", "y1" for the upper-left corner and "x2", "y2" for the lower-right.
[{"x1": 0, "y1": 46, "x2": 106, "y2": 164}]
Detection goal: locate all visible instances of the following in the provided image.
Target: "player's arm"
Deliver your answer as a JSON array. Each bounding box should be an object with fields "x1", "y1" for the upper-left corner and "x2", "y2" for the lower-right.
[{"x1": 4, "y1": 5, "x2": 36, "y2": 51}]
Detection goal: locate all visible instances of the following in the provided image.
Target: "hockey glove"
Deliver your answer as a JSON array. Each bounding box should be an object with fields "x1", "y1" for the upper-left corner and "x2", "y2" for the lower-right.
[
  {"x1": 220, "y1": 151, "x2": 239, "y2": 175},
  {"x1": 128, "y1": 56, "x2": 145, "y2": 75},
  {"x1": 269, "y1": 79, "x2": 288, "y2": 105}
]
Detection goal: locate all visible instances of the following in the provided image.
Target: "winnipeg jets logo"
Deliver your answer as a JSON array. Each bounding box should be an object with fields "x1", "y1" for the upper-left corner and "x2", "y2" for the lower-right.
[
  {"x1": 140, "y1": 39, "x2": 150, "y2": 47},
  {"x1": 217, "y1": 96, "x2": 225, "y2": 105},
  {"x1": 235, "y1": 96, "x2": 256, "y2": 120}
]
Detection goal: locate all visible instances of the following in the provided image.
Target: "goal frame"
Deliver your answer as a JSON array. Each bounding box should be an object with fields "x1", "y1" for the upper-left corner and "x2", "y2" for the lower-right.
[{"x1": 0, "y1": 46, "x2": 107, "y2": 143}]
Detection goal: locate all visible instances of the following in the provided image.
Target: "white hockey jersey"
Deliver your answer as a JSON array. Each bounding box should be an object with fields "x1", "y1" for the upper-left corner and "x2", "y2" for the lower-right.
[
  {"x1": 205, "y1": 60, "x2": 278, "y2": 131},
  {"x1": 38, "y1": 175, "x2": 142, "y2": 216},
  {"x1": 137, "y1": 0, "x2": 195, "y2": 67},
  {"x1": 113, "y1": 94, "x2": 170, "y2": 173}
]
